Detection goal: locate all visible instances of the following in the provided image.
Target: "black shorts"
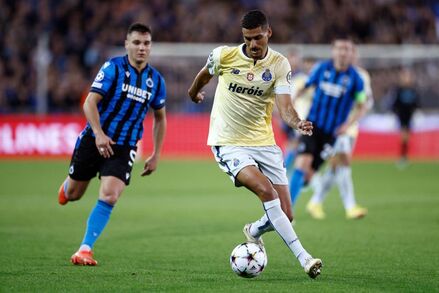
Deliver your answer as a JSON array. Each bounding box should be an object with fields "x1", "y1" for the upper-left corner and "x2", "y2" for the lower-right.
[
  {"x1": 297, "y1": 127, "x2": 336, "y2": 171},
  {"x1": 68, "y1": 135, "x2": 137, "y2": 185},
  {"x1": 397, "y1": 112, "x2": 414, "y2": 129}
]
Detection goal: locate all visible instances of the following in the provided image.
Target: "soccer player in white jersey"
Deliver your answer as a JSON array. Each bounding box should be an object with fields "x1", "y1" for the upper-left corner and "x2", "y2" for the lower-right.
[
  {"x1": 188, "y1": 10, "x2": 322, "y2": 279},
  {"x1": 306, "y1": 47, "x2": 372, "y2": 220}
]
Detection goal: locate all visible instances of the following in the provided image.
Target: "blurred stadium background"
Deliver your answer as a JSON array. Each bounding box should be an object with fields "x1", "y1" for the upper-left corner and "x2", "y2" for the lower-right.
[
  {"x1": 1, "y1": 0, "x2": 439, "y2": 159},
  {"x1": 1, "y1": 1, "x2": 439, "y2": 292}
]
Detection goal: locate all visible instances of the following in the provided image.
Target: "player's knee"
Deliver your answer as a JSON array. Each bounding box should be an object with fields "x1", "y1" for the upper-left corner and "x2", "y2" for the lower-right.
[
  {"x1": 255, "y1": 184, "x2": 277, "y2": 201},
  {"x1": 99, "y1": 188, "x2": 121, "y2": 206}
]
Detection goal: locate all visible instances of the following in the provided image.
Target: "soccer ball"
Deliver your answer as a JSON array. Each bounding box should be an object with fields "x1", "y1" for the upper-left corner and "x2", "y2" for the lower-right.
[{"x1": 230, "y1": 242, "x2": 267, "y2": 278}]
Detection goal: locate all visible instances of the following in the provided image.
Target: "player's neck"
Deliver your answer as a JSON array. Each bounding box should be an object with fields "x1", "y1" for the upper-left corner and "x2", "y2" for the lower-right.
[
  {"x1": 128, "y1": 56, "x2": 148, "y2": 72},
  {"x1": 243, "y1": 44, "x2": 268, "y2": 63},
  {"x1": 334, "y1": 62, "x2": 349, "y2": 72}
]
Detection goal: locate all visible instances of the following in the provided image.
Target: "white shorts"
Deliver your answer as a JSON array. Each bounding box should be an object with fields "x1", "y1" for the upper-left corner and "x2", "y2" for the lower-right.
[
  {"x1": 211, "y1": 145, "x2": 288, "y2": 186},
  {"x1": 333, "y1": 134, "x2": 356, "y2": 155}
]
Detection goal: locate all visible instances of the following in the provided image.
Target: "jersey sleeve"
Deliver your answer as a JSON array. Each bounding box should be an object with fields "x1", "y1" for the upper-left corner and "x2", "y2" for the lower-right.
[
  {"x1": 151, "y1": 75, "x2": 166, "y2": 110},
  {"x1": 354, "y1": 72, "x2": 366, "y2": 103},
  {"x1": 90, "y1": 61, "x2": 116, "y2": 96},
  {"x1": 274, "y1": 57, "x2": 292, "y2": 95},
  {"x1": 305, "y1": 62, "x2": 322, "y2": 88},
  {"x1": 205, "y1": 46, "x2": 224, "y2": 76}
]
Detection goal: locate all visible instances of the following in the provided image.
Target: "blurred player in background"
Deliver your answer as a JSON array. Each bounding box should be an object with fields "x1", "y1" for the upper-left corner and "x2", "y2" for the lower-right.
[
  {"x1": 188, "y1": 10, "x2": 322, "y2": 279},
  {"x1": 392, "y1": 68, "x2": 420, "y2": 167},
  {"x1": 306, "y1": 47, "x2": 372, "y2": 220},
  {"x1": 57, "y1": 23, "x2": 167, "y2": 266},
  {"x1": 289, "y1": 37, "x2": 366, "y2": 209},
  {"x1": 281, "y1": 48, "x2": 314, "y2": 175}
]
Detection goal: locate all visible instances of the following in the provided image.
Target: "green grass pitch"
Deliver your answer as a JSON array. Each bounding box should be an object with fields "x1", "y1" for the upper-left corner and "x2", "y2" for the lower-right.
[{"x1": 0, "y1": 159, "x2": 438, "y2": 292}]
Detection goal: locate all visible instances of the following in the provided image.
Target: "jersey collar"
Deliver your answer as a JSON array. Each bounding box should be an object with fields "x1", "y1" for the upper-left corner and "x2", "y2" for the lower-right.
[
  {"x1": 239, "y1": 44, "x2": 271, "y2": 64},
  {"x1": 124, "y1": 55, "x2": 150, "y2": 74}
]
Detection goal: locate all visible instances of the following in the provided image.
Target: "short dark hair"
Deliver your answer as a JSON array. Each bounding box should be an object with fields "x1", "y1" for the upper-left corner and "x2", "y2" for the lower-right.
[
  {"x1": 127, "y1": 23, "x2": 152, "y2": 36},
  {"x1": 241, "y1": 10, "x2": 268, "y2": 30}
]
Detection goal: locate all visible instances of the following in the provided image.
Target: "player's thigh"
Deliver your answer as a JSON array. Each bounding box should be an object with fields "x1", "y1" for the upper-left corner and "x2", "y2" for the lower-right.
[{"x1": 236, "y1": 165, "x2": 277, "y2": 202}]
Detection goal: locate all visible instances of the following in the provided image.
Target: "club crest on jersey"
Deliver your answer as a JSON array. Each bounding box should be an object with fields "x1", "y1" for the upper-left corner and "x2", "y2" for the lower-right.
[
  {"x1": 262, "y1": 69, "x2": 272, "y2": 81},
  {"x1": 231, "y1": 68, "x2": 240, "y2": 75},
  {"x1": 247, "y1": 72, "x2": 254, "y2": 81},
  {"x1": 146, "y1": 78, "x2": 154, "y2": 88},
  {"x1": 95, "y1": 71, "x2": 104, "y2": 81},
  {"x1": 324, "y1": 70, "x2": 331, "y2": 79}
]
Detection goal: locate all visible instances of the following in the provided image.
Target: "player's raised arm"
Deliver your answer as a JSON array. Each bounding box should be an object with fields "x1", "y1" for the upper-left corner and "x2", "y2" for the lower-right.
[
  {"x1": 276, "y1": 93, "x2": 313, "y2": 136},
  {"x1": 188, "y1": 66, "x2": 213, "y2": 104}
]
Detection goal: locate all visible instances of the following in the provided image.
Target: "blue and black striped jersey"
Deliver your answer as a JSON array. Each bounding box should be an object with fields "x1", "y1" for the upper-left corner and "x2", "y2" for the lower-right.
[
  {"x1": 305, "y1": 60, "x2": 364, "y2": 135},
  {"x1": 81, "y1": 55, "x2": 166, "y2": 146}
]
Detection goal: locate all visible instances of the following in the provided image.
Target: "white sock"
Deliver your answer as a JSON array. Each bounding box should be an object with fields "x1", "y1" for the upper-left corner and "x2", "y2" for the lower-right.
[
  {"x1": 263, "y1": 198, "x2": 311, "y2": 267},
  {"x1": 249, "y1": 214, "x2": 274, "y2": 238},
  {"x1": 335, "y1": 166, "x2": 356, "y2": 210},
  {"x1": 79, "y1": 244, "x2": 91, "y2": 251},
  {"x1": 63, "y1": 179, "x2": 69, "y2": 199},
  {"x1": 310, "y1": 168, "x2": 335, "y2": 204}
]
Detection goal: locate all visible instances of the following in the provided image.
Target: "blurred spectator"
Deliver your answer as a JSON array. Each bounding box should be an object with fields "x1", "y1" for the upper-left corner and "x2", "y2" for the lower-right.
[{"x1": 0, "y1": 0, "x2": 437, "y2": 113}]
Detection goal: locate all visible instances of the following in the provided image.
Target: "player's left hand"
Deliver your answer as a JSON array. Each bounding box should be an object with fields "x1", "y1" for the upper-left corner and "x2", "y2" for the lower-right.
[
  {"x1": 297, "y1": 120, "x2": 313, "y2": 136},
  {"x1": 190, "y1": 91, "x2": 205, "y2": 104},
  {"x1": 141, "y1": 155, "x2": 158, "y2": 176}
]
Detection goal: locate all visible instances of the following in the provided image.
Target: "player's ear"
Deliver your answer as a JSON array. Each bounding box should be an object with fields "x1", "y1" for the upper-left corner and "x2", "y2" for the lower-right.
[
  {"x1": 125, "y1": 39, "x2": 128, "y2": 49},
  {"x1": 267, "y1": 27, "x2": 272, "y2": 38}
]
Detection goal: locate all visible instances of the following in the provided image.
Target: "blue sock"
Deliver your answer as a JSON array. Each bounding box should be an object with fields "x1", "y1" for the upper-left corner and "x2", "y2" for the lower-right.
[
  {"x1": 81, "y1": 200, "x2": 114, "y2": 249},
  {"x1": 290, "y1": 169, "x2": 305, "y2": 205},
  {"x1": 284, "y1": 150, "x2": 296, "y2": 171}
]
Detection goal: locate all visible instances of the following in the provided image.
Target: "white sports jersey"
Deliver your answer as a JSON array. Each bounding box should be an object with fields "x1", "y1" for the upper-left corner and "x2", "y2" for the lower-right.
[{"x1": 206, "y1": 44, "x2": 292, "y2": 146}]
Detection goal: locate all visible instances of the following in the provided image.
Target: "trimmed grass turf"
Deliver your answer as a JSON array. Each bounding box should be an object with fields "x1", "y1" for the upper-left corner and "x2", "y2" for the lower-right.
[{"x1": 0, "y1": 159, "x2": 438, "y2": 292}]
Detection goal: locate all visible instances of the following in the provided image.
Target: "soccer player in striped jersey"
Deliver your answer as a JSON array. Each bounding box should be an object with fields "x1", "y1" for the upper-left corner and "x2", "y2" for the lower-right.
[
  {"x1": 188, "y1": 10, "x2": 322, "y2": 279},
  {"x1": 57, "y1": 23, "x2": 167, "y2": 266},
  {"x1": 289, "y1": 37, "x2": 366, "y2": 208},
  {"x1": 306, "y1": 47, "x2": 372, "y2": 220}
]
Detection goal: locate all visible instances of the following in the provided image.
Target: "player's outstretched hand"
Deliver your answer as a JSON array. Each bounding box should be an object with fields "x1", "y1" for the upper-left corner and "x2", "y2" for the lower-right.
[
  {"x1": 297, "y1": 120, "x2": 313, "y2": 136},
  {"x1": 190, "y1": 91, "x2": 205, "y2": 104},
  {"x1": 141, "y1": 155, "x2": 158, "y2": 176}
]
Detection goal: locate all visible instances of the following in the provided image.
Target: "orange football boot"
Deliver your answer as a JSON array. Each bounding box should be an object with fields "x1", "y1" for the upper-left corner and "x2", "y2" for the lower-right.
[{"x1": 71, "y1": 250, "x2": 98, "y2": 266}]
